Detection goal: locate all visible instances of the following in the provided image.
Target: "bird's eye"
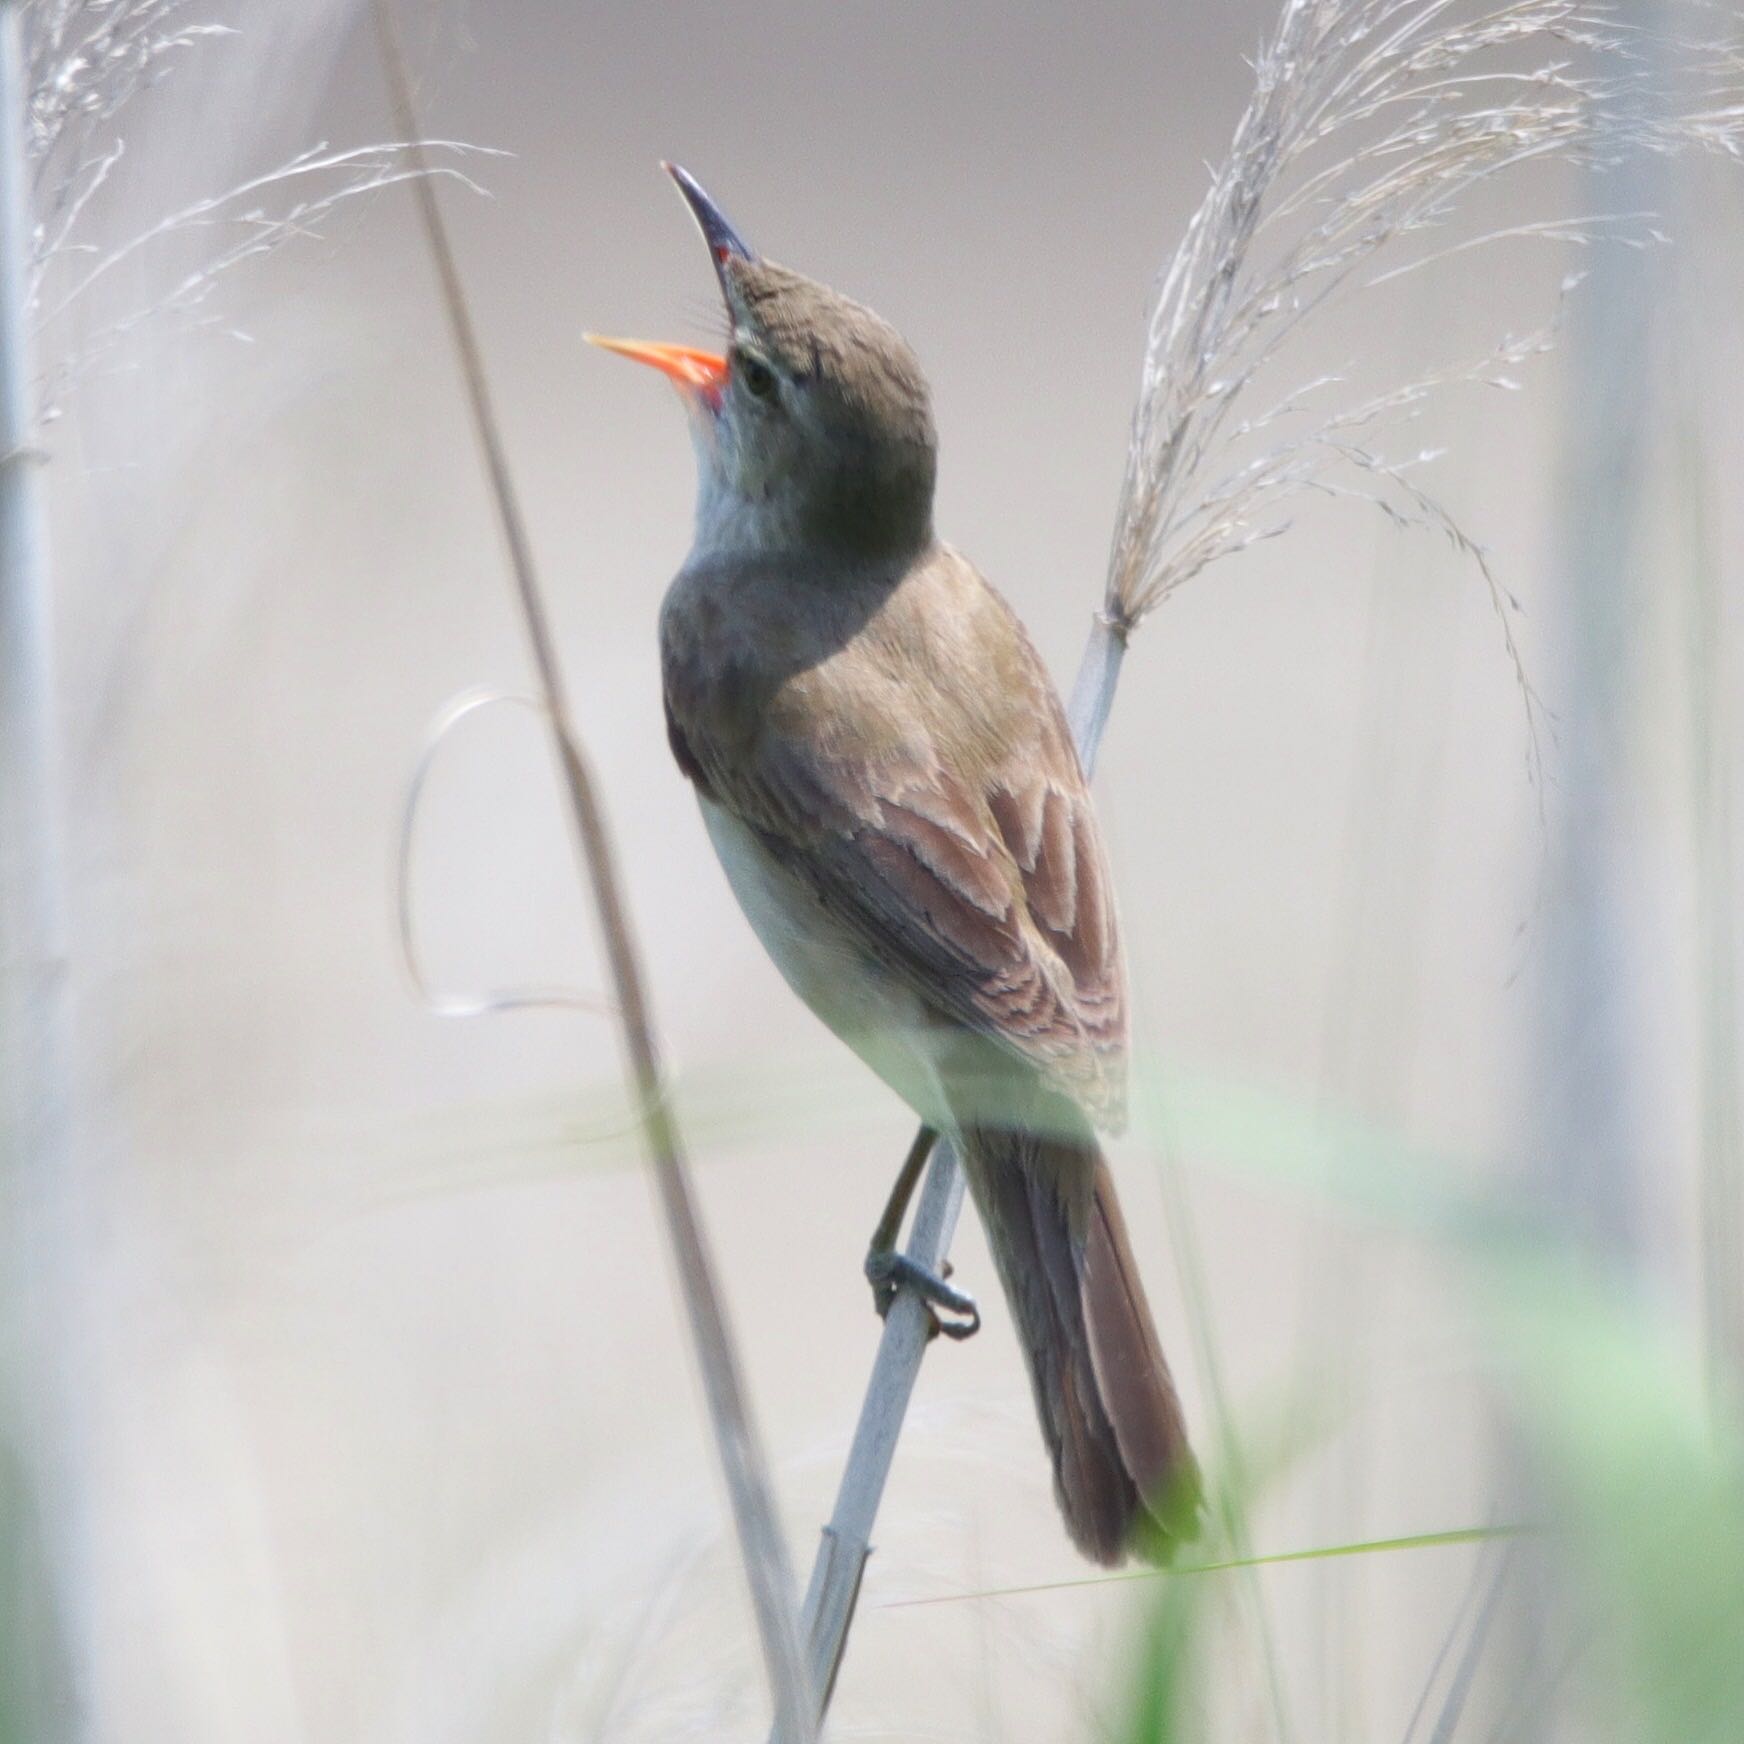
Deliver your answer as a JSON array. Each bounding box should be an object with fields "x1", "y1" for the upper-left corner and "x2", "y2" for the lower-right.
[{"x1": 736, "y1": 353, "x2": 777, "y2": 400}]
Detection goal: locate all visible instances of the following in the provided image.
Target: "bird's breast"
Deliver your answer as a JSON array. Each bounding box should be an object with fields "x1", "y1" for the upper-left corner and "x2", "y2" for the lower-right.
[{"x1": 697, "y1": 796, "x2": 955, "y2": 1128}]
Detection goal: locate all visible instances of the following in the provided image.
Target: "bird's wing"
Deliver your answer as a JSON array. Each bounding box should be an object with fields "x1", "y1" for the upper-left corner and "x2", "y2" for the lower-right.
[{"x1": 668, "y1": 567, "x2": 1126, "y2": 1125}]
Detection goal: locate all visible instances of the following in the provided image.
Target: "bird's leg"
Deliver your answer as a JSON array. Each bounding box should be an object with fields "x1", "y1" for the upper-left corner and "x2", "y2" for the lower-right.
[
  {"x1": 868, "y1": 1124, "x2": 935, "y2": 1255},
  {"x1": 864, "y1": 1125, "x2": 979, "y2": 1340}
]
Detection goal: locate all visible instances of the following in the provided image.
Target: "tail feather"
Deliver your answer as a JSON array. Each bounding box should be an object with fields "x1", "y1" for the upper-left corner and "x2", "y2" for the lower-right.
[
  {"x1": 963, "y1": 1125, "x2": 1199, "y2": 1565},
  {"x1": 1082, "y1": 1153, "x2": 1194, "y2": 1521}
]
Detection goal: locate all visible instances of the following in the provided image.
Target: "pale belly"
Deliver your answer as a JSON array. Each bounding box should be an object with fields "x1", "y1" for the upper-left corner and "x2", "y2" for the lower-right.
[{"x1": 699, "y1": 797, "x2": 956, "y2": 1130}]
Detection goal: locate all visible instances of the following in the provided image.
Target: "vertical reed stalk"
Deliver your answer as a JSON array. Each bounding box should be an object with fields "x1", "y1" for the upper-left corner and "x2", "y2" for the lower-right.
[
  {"x1": 1677, "y1": 410, "x2": 1743, "y2": 1416},
  {"x1": 1534, "y1": 8, "x2": 1664, "y2": 1270},
  {"x1": 0, "y1": 4, "x2": 71, "y2": 1738}
]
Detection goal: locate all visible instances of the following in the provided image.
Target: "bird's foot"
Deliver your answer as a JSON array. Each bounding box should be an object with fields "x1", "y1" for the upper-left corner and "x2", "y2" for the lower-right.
[{"x1": 864, "y1": 1248, "x2": 980, "y2": 1341}]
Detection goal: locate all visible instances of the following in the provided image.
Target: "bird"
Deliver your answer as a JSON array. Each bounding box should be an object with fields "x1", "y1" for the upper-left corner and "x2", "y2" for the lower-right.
[{"x1": 588, "y1": 164, "x2": 1199, "y2": 1565}]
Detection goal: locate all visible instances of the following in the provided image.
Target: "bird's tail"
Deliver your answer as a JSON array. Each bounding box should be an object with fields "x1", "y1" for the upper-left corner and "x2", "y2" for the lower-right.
[{"x1": 961, "y1": 1123, "x2": 1200, "y2": 1565}]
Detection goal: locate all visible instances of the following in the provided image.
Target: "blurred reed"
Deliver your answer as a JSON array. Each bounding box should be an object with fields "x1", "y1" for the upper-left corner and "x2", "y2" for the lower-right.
[
  {"x1": 799, "y1": 3, "x2": 1744, "y2": 1735},
  {"x1": 0, "y1": 6, "x2": 70, "y2": 1740},
  {"x1": 1112, "y1": 3, "x2": 1744, "y2": 1737},
  {"x1": 1678, "y1": 400, "x2": 1744, "y2": 1415},
  {"x1": 368, "y1": 3, "x2": 813, "y2": 1738}
]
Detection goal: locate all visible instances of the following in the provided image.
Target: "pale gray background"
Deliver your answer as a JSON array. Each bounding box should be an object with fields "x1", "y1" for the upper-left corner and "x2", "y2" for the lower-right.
[{"x1": 35, "y1": 2, "x2": 1744, "y2": 1740}]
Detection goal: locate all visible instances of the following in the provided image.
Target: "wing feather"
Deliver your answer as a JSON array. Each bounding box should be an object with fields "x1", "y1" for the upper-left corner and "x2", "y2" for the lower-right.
[
  {"x1": 743, "y1": 718, "x2": 1122, "y2": 1123},
  {"x1": 664, "y1": 546, "x2": 1127, "y2": 1124}
]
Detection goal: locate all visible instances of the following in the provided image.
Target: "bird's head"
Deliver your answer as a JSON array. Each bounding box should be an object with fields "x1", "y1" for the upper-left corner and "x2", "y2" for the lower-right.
[{"x1": 589, "y1": 165, "x2": 937, "y2": 564}]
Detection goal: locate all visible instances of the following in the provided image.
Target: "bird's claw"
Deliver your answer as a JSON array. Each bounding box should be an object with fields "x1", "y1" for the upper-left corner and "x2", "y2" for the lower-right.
[{"x1": 864, "y1": 1248, "x2": 980, "y2": 1341}]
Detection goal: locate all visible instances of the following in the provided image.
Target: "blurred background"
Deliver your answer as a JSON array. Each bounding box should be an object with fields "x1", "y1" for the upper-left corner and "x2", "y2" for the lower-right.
[{"x1": 12, "y1": 1, "x2": 1744, "y2": 1739}]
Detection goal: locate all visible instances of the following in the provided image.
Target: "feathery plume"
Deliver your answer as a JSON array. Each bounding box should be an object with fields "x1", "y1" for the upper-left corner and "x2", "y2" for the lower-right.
[{"x1": 1107, "y1": 0, "x2": 1743, "y2": 779}]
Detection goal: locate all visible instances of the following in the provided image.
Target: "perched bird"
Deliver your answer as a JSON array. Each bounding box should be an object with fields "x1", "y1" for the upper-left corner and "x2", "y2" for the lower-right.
[{"x1": 590, "y1": 166, "x2": 1198, "y2": 1564}]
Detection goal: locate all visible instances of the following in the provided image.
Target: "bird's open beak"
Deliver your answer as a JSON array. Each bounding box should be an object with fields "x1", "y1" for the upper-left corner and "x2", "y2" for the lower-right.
[
  {"x1": 584, "y1": 165, "x2": 757, "y2": 410},
  {"x1": 582, "y1": 335, "x2": 729, "y2": 400},
  {"x1": 663, "y1": 162, "x2": 756, "y2": 280}
]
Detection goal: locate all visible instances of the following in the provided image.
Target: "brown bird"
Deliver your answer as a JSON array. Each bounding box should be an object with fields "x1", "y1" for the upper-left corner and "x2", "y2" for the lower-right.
[{"x1": 590, "y1": 165, "x2": 1199, "y2": 1564}]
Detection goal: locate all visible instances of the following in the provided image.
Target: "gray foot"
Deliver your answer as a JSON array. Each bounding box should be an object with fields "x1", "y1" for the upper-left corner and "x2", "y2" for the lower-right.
[{"x1": 864, "y1": 1248, "x2": 980, "y2": 1341}]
